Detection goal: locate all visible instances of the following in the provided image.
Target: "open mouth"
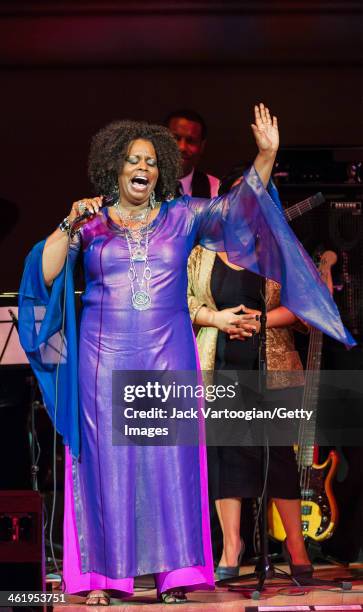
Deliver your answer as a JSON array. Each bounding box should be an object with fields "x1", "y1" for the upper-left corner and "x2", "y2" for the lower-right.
[
  {"x1": 130, "y1": 175, "x2": 150, "y2": 193},
  {"x1": 131, "y1": 176, "x2": 149, "y2": 188}
]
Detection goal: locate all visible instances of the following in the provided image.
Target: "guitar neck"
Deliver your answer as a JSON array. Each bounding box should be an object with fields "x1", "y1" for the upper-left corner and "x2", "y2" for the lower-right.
[
  {"x1": 297, "y1": 250, "x2": 337, "y2": 466},
  {"x1": 285, "y1": 192, "x2": 324, "y2": 222},
  {"x1": 298, "y1": 329, "x2": 323, "y2": 462}
]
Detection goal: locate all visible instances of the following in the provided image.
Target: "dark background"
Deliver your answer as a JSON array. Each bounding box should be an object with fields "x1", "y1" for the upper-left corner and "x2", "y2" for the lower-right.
[
  {"x1": 0, "y1": 1, "x2": 362, "y2": 569},
  {"x1": 0, "y1": 0, "x2": 362, "y2": 289}
]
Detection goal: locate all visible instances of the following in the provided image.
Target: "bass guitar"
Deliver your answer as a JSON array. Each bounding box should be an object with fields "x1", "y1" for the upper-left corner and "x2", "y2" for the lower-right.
[{"x1": 268, "y1": 250, "x2": 340, "y2": 542}]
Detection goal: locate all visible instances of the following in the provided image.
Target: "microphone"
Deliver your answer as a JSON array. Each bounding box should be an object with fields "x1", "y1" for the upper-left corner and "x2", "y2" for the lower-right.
[{"x1": 73, "y1": 192, "x2": 119, "y2": 223}]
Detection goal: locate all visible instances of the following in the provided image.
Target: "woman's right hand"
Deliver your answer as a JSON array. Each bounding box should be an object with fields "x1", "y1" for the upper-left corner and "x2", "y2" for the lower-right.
[{"x1": 68, "y1": 196, "x2": 103, "y2": 224}]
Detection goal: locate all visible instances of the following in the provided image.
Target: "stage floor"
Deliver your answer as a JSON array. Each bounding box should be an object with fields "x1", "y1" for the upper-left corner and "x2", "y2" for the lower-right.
[{"x1": 53, "y1": 563, "x2": 363, "y2": 610}]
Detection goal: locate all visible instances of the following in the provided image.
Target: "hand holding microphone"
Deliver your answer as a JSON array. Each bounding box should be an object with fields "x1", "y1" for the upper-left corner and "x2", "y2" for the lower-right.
[
  {"x1": 69, "y1": 193, "x2": 119, "y2": 225},
  {"x1": 58, "y1": 193, "x2": 119, "y2": 239},
  {"x1": 69, "y1": 196, "x2": 103, "y2": 224}
]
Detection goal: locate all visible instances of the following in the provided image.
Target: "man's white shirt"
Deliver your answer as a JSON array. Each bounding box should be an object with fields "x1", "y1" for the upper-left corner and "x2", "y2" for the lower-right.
[{"x1": 179, "y1": 168, "x2": 220, "y2": 198}]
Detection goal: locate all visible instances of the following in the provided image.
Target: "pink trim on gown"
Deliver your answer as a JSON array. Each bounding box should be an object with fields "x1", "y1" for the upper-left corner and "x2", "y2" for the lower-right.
[{"x1": 63, "y1": 437, "x2": 214, "y2": 595}]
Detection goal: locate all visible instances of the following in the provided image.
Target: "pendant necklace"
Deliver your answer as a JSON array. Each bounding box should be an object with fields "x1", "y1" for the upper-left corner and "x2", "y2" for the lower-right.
[
  {"x1": 125, "y1": 228, "x2": 152, "y2": 311},
  {"x1": 114, "y1": 200, "x2": 152, "y2": 311}
]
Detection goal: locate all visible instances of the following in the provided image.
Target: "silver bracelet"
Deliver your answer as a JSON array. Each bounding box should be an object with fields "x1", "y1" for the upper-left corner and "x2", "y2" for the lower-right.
[
  {"x1": 59, "y1": 217, "x2": 71, "y2": 234},
  {"x1": 59, "y1": 217, "x2": 80, "y2": 239}
]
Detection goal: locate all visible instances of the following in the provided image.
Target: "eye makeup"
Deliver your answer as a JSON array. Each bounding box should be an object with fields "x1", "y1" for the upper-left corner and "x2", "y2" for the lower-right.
[{"x1": 126, "y1": 155, "x2": 157, "y2": 167}]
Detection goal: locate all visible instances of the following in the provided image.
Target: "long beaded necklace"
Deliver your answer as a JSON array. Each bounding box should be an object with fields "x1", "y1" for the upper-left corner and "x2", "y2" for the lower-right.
[{"x1": 114, "y1": 200, "x2": 152, "y2": 311}]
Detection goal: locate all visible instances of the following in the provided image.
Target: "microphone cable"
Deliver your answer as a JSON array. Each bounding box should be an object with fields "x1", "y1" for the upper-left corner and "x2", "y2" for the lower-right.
[{"x1": 49, "y1": 226, "x2": 75, "y2": 591}]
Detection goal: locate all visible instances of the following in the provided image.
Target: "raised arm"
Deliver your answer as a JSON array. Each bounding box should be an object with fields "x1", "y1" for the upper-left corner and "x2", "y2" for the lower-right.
[{"x1": 251, "y1": 103, "x2": 279, "y2": 187}]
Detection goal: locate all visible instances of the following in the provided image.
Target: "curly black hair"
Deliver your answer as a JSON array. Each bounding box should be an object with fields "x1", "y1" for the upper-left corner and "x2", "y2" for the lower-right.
[{"x1": 88, "y1": 120, "x2": 181, "y2": 200}]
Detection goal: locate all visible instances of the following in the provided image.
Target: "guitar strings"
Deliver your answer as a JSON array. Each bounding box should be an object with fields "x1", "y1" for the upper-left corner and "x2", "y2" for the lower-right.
[{"x1": 285, "y1": 196, "x2": 315, "y2": 222}]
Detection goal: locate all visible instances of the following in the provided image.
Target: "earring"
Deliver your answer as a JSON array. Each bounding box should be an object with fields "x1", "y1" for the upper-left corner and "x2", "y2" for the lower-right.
[
  {"x1": 149, "y1": 191, "x2": 156, "y2": 209},
  {"x1": 108, "y1": 182, "x2": 119, "y2": 204}
]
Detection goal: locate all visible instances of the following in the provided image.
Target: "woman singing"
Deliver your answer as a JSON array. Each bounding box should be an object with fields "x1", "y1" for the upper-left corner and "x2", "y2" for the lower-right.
[{"x1": 19, "y1": 105, "x2": 353, "y2": 604}]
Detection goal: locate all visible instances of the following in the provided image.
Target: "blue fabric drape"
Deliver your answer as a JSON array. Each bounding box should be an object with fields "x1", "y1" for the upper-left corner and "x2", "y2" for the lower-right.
[{"x1": 18, "y1": 240, "x2": 80, "y2": 456}]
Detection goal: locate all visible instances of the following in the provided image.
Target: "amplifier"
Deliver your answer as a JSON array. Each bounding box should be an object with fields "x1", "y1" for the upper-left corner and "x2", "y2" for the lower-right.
[
  {"x1": 277, "y1": 184, "x2": 363, "y2": 341},
  {"x1": 0, "y1": 490, "x2": 44, "y2": 590}
]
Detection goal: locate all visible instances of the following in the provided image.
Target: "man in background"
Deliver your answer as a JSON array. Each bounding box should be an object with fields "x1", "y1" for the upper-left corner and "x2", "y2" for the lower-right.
[{"x1": 166, "y1": 109, "x2": 220, "y2": 198}]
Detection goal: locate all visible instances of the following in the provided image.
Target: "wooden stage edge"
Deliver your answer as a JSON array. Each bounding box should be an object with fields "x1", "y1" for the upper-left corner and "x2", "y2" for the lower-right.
[{"x1": 53, "y1": 563, "x2": 363, "y2": 610}]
